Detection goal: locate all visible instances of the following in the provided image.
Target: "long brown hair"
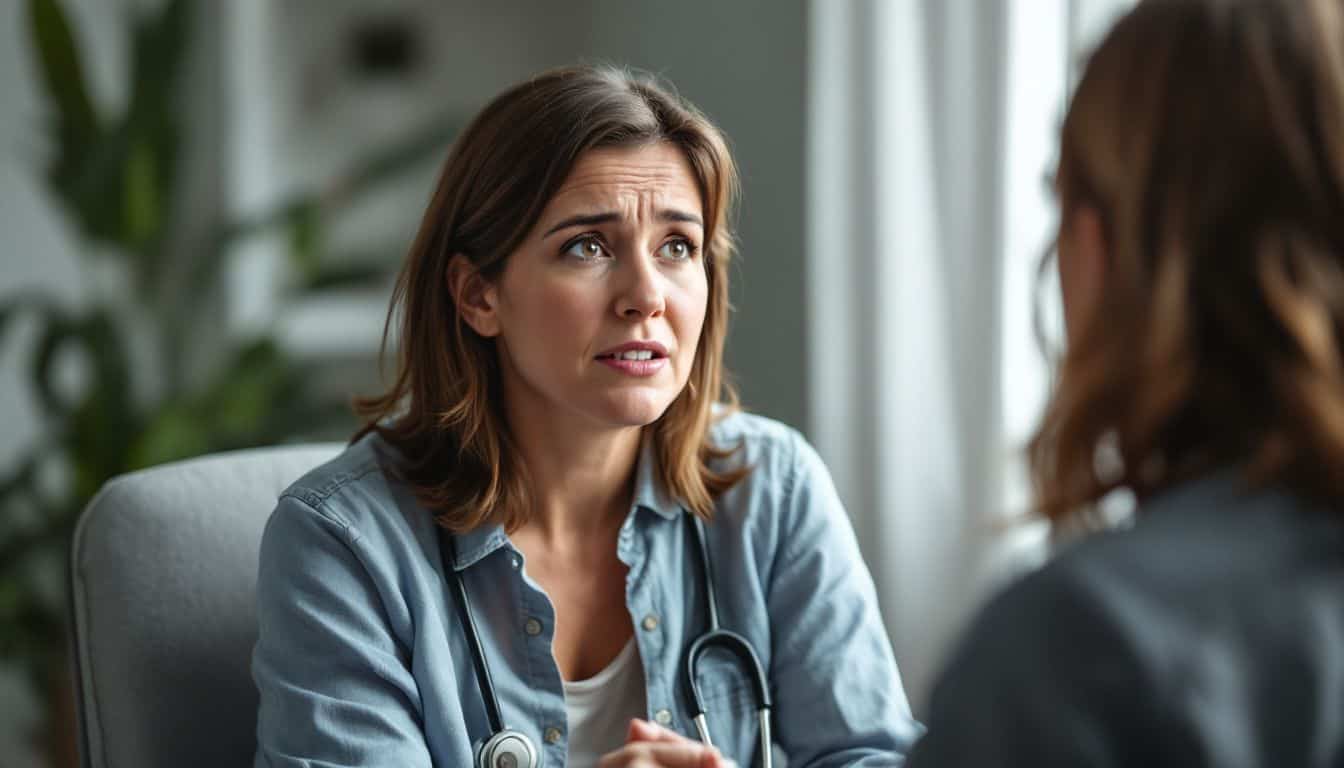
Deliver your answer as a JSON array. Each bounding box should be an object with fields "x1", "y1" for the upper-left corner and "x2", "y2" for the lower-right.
[
  {"x1": 1031, "y1": 0, "x2": 1344, "y2": 521},
  {"x1": 355, "y1": 65, "x2": 748, "y2": 533}
]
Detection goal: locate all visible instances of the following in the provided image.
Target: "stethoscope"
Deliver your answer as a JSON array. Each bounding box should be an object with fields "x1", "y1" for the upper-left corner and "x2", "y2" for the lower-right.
[{"x1": 437, "y1": 511, "x2": 774, "y2": 768}]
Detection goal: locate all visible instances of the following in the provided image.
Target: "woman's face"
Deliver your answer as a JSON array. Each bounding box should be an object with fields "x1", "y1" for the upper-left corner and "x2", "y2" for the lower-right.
[{"x1": 465, "y1": 142, "x2": 709, "y2": 432}]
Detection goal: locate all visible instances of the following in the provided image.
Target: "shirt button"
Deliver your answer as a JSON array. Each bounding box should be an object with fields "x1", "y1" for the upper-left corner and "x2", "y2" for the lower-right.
[
  {"x1": 654, "y1": 708, "x2": 673, "y2": 726},
  {"x1": 510, "y1": 556, "x2": 520, "y2": 570},
  {"x1": 543, "y1": 726, "x2": 562, "y2": 744},
  {"x1": 524, "y1": 617, "x2": 542, "y2": 636},
  {"x1": 641, "y1": 614, "x2": 659, "y2": 631}
]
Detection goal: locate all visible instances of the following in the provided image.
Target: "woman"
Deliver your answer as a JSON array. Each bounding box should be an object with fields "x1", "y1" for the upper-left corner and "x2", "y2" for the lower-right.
[
  {"x1": 251, "y1": 66, "x2": 919, "y2": 768},
  {"x1": 907, "y1": 0, "x2": 1344, "y2": 764}
]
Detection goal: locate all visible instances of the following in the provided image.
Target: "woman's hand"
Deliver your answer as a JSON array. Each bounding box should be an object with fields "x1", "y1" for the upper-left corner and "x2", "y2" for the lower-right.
[{"x1": 597, "y1": 718, "x2": 736, "y2": 768}]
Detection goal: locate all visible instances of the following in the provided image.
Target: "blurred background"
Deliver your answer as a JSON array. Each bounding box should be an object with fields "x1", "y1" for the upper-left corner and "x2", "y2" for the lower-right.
[{"x1": 0, "y1": 0, "x2": 1131, "y2": 764}]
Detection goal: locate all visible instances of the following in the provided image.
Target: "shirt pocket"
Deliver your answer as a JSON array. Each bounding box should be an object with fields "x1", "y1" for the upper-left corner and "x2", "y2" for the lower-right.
[{"x1": 692, "y1": 652, "x2": 765, "y2": 766}]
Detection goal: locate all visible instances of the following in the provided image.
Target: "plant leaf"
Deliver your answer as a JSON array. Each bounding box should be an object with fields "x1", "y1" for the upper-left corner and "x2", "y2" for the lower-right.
[
  {"x1": 26, "y1": 0, "x2": 98, "y2": 196},
  {"x1": 28, "y1": 304, "x2": 79, "y2": 418},
  {"x1": 29, "y1": 307, "x2": 139, "y2": 490},
  {"x1": 287, "y1": 202, "x2": 322, "y2": 280},
  {"x1": 64, "y1": 309, "x2": 139, "y2": 498},
  {"x1": 327, "y1": 113, "x2": 460, "y2": 204},
  {"x1": 299, "y1": 261, "x2": 389, "y2": 292},
  {"x1": 212, "y1": 114, "x2": 459, "y2": 249},
  {"x1": 126, "y1": 401, "x2": 212, "y2": 470},
  {"x1": 207, "y1": 338, "x2": 293, "y2": 439},
  {"x1": 119, "y1": 0, "x2": 188, "y2": 288},
  {"x1": 127, "y1": 0, "x2": 189, "y2": 124},
  {"x1": 65, "y1": 120, "x2": 133, "y2": 245},
  {"x1": 127, "y1": 337, "x2": 316, "y2": 468},
  {"x1": 123, "y1": 136, "x2": 161, "y2": 248}
]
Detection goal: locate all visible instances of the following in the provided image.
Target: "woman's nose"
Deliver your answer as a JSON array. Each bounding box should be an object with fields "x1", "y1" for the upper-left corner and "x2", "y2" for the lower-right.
[{"x1": 615, "y1": 255, "x2": 666, "y2": 319}]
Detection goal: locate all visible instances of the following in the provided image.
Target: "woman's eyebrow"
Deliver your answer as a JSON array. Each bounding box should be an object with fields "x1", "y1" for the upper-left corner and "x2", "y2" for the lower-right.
[
  {"x1": 659, "y1": 208, "x2": 703, "y2": 227},
  {"x1": 543, "y1": 212, "x2": 619, "y2": 238}
]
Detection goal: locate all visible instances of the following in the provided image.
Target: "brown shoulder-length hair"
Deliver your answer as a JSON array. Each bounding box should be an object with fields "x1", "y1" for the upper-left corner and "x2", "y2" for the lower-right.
[
  {"x1": 1031, "y1": 0, "x2": 1344, "y2": 521},
  {"x1": 354, "y1": 65, "x2": 748, "y2": 533}
]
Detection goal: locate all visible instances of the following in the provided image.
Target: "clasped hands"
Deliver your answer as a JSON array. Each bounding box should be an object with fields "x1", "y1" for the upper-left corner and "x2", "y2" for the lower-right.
[{"x1": 597, "y1": 718, "x2": 738, "y2": 768}]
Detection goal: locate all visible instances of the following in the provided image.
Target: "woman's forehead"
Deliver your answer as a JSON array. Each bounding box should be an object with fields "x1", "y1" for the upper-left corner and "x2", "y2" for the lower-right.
[{"x1": 548, "y1": 144, "x2": 702, "y2": 213}]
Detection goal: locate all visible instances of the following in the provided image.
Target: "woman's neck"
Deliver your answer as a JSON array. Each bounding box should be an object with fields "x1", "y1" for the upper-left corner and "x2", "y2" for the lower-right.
[{"x1": 507, "y1": 411, "x2": 644, "y2": 542}]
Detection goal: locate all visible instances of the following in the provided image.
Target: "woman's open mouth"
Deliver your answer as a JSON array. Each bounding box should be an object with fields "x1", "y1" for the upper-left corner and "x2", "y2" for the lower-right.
[{"x1": 595, "y1": 342, "x2": 669, "y2": 376}]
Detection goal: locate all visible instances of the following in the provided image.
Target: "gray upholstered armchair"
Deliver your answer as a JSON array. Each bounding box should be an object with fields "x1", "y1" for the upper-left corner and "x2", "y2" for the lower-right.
[{"x1": 69, "y1": 443, "x2": 343, "y2": 768}]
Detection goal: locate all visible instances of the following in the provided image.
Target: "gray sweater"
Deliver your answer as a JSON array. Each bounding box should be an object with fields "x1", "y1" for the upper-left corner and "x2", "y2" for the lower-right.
[{"x1": 907, "y1": 470, "x2": 1344, "y2": 767}]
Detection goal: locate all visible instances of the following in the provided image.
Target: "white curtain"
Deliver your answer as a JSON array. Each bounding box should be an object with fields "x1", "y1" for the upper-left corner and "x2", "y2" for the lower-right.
[{"x1": 805, "y1": 0, "x2": 1130, "y2": 709}]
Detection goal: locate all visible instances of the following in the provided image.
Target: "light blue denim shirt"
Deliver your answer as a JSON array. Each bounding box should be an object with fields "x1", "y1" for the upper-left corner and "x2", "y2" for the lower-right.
[{"x1": 252, "y1": 411, "x2": 920, "y2": 767}]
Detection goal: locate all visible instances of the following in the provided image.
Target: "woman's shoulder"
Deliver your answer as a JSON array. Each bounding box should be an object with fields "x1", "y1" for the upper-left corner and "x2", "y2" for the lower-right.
[
  {"x1": 911, "y1": 537, "x2": 1153, "y2": 765},
  {"x1": 921, "y1": 533, "x2": 1150, "y2": 748},
  {"x1": 270, "y1": 432, "x2": 431, "y2": 547},
  {"x1": 919, "y1": 476, "x2": 1344, "y2": 763},
  {"x1": 1037, "y1": 470, "x2": 1344, "y2": 618},
  {"x1": 707, "y1": 409, "x2": 818, "y2": 485},
  {"x1": 705, "y1": 410, "x2": 850, "y2": 550},
  {"x1": 935, "y1": 472, "x2": 1344, "y2": 702},
  {"x1": 281, "y1": 434, "x2": 385, "y2": 506},
  {"x1": 953, "y1": 495, "x2": 1232, "y2": 677},
  {"x1": 708, "y1": 408, "x2": 801, "y2": 445}
]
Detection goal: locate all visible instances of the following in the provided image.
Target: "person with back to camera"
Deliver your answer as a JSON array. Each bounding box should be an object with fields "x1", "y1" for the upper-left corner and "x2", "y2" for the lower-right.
[
  {"x1": 904, "y1": 0, "x2": 1344, "y2": 765},
  {"x1": 250, "y1": 65, "x2": 921, "y2": 768}
]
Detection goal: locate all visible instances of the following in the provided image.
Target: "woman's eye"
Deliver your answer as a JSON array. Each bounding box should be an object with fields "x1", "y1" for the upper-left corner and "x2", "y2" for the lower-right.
[
  {"x1": 658, "y1": 238, "x2": 697, "y2": 261},
  {"x1": 563, "y1": 237, "x2": 607, "y2": 261}
]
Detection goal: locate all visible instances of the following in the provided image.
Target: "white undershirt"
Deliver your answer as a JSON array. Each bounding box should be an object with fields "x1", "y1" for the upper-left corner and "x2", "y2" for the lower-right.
[{"x1": 562, "y1": 637, "x2": 648, "y2": 768}]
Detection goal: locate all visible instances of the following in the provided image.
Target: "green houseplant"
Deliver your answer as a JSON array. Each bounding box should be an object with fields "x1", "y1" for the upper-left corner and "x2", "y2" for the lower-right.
[{"x1": 2, "y1": 0, "x2": 456, "y2": 761}]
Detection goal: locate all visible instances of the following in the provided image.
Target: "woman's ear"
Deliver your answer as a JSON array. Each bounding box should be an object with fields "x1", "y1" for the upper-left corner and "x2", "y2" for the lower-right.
[{"x1": 447, "y1": 254, "x2": 501, "y2": 337}]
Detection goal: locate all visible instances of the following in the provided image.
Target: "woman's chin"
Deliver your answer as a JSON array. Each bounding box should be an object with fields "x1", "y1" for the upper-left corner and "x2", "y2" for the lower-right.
[{"x1": 589, "y1": 390, "x2": 679, "y2": 428}]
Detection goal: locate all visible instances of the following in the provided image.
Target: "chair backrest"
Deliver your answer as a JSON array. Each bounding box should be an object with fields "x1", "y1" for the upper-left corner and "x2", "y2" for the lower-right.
[{"x1": 69, "y1": 443, "x2": 343, "y2": 768}]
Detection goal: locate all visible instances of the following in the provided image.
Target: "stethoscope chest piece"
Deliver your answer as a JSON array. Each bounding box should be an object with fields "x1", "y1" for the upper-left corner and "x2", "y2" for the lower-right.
[{"x1": 476, "y1": 728, "x2": 539, "y2": 768}]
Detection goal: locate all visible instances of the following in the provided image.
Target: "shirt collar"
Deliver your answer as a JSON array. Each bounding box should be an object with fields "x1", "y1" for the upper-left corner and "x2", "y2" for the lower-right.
[
  {"x1": 376, "y1": 436, "x2": 509, "y2": 573},
  {"x1": 631, "y1": 431, "x2": 684, "y2": 521},
  {"x1": 445, "y1": 522, "x2": 510, "y2": 572},
  {"x1": 1138, "y1": 464, "x2": 1255, "y2": 518}
]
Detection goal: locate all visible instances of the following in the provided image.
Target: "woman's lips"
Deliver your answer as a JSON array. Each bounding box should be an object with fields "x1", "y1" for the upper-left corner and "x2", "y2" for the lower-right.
[{"x1": 596, "y1": 356, "x2": 668, "y2": 376}]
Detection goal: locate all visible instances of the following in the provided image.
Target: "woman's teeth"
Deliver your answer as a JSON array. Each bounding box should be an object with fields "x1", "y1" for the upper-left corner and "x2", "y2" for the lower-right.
[{"x1": 615, "y1": 350, "x2": 655, "y2": 361}]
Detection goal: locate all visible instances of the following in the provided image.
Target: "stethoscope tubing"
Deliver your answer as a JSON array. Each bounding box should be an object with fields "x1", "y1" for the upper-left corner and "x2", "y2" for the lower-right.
[
  {"x1": 445, "y1": 540, "x2": 506, "y2": 733},
  {"x1": 441, "y1": 512, "x2": 774, "y2": 768},
  {"x1": 683, "y1": 513, "x2": 774, "y2": 768}
]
